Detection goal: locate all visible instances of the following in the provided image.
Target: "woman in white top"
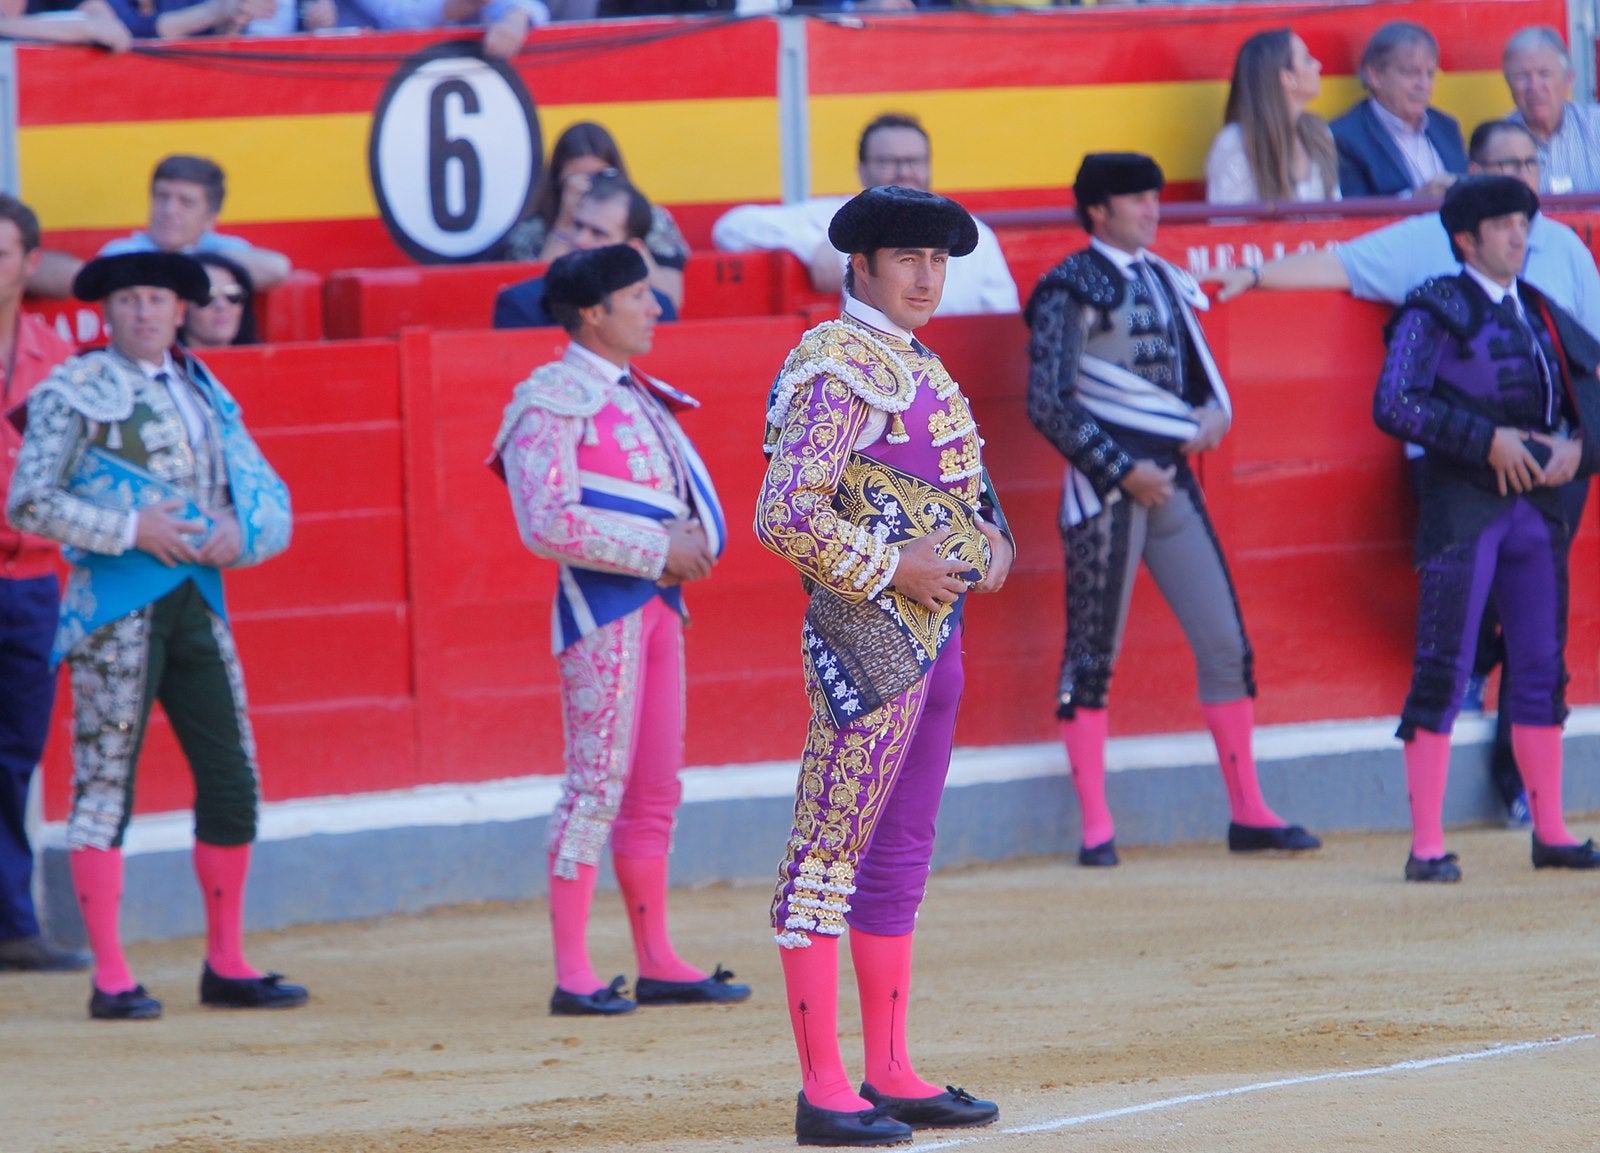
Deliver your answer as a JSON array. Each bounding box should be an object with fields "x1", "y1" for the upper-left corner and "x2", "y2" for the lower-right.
[{"x1": 1206, "y1": 29, "x2": 1341, "y2": 204}]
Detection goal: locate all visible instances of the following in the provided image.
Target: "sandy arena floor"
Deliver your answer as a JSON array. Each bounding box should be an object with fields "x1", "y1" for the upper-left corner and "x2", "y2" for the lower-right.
[{"x1": 5, "y1": 825, "x2": 1598, "y2": 1153}]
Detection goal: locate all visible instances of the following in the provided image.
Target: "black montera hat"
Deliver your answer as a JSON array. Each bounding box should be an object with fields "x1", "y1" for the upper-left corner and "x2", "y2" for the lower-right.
[
  {"x1": 1440, "y1": 175, "x2": 1540, "y2": 237},
  {"x1": 541, "y1": 244, "x2": 650, "y2": 312},
  {"x1": 827, "y1": 186, "x2": 979, "y2": 257},
  {"x1": 1073, "y1": 153, "x2": 1165, "y2": 209},
  {"x1": 72, "y1": 251, "x2": 210, "y2": 304}
]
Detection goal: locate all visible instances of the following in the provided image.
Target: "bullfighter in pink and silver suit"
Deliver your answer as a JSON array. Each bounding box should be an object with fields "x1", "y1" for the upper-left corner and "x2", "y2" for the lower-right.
[
  {"x1": 756, "y1": 187, "x2": 1014, "y2": 1147},
  {"x1": 490, "y1": 245, "x2": 750, "y2": 1016}
]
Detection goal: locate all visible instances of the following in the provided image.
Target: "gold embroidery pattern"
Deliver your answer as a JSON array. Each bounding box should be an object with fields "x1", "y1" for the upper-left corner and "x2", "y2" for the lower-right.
[
  {"x1": 771, "y1": 645, "x2": 932, "y2": 946},
  {"x1": 756, "y1": 375, "x2": 898, "y2": 601},
  {"x1": 547, "y1": 611, "x2": 644, "y2": 878},
  {"x1": 830, "y1": 453, "x2": 989, "y2": 660}
]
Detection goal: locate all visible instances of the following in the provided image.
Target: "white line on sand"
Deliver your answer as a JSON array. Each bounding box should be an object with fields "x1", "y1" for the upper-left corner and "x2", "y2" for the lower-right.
[{"x1": 906, "y1": 1033, "x2": 1597, "y2": 1150}]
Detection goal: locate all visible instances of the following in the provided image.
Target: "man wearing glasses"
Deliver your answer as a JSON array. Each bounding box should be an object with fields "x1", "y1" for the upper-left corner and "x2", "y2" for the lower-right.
[
  {"x1": 1209, "y1": 119, "x2": 1600, "y2": 336},
  {"x1": 712, "y1": 113, "x2": 1019, "y2": 316}
]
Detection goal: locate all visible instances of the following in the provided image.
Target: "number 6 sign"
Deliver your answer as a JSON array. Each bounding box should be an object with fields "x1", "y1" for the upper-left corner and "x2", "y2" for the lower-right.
[{"x1": 368, "y1": 42, "x2": 542, "y2": 263}]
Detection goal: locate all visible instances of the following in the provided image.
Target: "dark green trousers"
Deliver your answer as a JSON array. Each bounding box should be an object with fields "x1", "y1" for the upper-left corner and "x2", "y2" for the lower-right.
[{"x1": 67, "y1": 579, "x2": 259, "y2": 850}]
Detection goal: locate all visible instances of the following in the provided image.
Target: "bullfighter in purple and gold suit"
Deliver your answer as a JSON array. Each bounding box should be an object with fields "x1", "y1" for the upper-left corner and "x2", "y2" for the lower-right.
[
  {"x1": 1375, "y1": 176, "x2": 1600, "y2": 882},
  {"x1": 755, "y1": 187, "x2": 1014, "y2": 1148}
]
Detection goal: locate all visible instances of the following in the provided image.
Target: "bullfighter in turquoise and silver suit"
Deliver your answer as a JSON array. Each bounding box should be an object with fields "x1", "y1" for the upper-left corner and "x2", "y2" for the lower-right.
[
  {"x1": 6, "y1": 251, "x2": 304, "y2": 1021},
  {"x1": 10, "y1": 344, "x2": 289, "y2": 849}
]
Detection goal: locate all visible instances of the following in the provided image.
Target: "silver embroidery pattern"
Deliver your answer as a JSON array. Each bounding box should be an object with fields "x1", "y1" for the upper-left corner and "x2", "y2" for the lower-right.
[
  {"x1": 65, "y1": 609, "x2": 152, "y2": 850},
  {"x1": 505, "y1": 403, "x2": 670, "y2": 579},
  {"x1": 546, "y1": 611, "x2": 644, "y2": 878},
  {"x1": 208, "y1": 608, "x2": 261, "y2": 781}
]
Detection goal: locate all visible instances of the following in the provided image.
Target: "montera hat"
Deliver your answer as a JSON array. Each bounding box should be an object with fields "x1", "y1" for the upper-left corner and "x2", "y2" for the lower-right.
[
  {"x1": 1073, "y1": 153, "x2": 1165, "y2": 209},
  {"x1": 72, "y1": 251, "x2": 210, "y2": 305},
  {"x1": 541, "y1": 244, "x2": 650, "y2": 312},
  {"x1": 827, "y1": 186, "x2": 979, "y2": 257},
  {"x1": 1440, "y1": 175, "x2": 1540, "y2": 237}
]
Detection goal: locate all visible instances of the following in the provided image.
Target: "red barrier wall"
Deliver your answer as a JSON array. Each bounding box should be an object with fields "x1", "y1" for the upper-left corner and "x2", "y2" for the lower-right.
[
  {"x1": 322, "y1": 251, "x2": 834, "y2": 339},
  {"x1": 38, "y1": 297, "x2": 1600, "y2": 820}
]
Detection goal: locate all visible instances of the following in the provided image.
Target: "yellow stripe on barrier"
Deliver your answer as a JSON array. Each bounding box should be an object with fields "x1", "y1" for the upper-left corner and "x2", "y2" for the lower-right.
[
  {"x1": 22, "y1": 98, "x2": 784, "y2": 230},
  {"x1": 806, "y1": 71, "x2": 1511, "y2": 196}
]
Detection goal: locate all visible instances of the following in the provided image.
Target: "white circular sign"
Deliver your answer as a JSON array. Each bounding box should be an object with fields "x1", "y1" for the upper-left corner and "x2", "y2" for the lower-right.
[{"x1": 369, "y1": 44, "x2": 540, "y2": 263}]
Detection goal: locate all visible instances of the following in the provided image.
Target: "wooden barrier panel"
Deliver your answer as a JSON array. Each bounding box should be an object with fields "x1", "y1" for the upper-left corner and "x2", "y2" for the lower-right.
[{"x1": 323, "y1": 250, "x2": 834, "y2": 339}]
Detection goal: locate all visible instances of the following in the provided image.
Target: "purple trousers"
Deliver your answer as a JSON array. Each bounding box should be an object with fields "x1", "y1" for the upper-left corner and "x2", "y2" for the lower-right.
[
  {"x1": 772, "y1": 633, "x2": 964, "y2": 946},
  {"x1": 1401, "y1": 497, "x2": 1566, "y2": 738}
]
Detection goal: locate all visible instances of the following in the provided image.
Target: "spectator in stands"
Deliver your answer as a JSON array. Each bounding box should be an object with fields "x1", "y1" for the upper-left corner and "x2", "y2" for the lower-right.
[
  {"x1": 294, "y1": 0, "x2": 547, "y2": 60},
  {"x1": 101, "y1": 0, "x2": 279, "y2": 38},
  {"x1": 0, "y1": 192, "x2": 88, "y2": 976},
  {"x1": 0, "y1": 2, "x2": 130, "y2": 48},
  {"x1": 712, "y1": 112, "x2": 1020, "y2": 316},
  {"x1": 101, "y1": 155, "x2": 291, "y2": 290},
  {"x1": 1209, "y1": 118, "x2": 1600, "y2": 829},
  {"x1": 494, "y1": 173, "x2": 674, "y2": 329},
  {"x1": 498, "y1": 121, "x2": 688, "y2": 311},
  {"x1": 1330, "y1": 22, "x2": 1467, "y2": 198},
  {"x1": 179, "y1": 252, "x2": 257, "y2": 349},
  {"x1": 1502, "y1": 25, "x2": 1600, "y2": 195},
  {"x1": 1206, "y1": 29, "x2": 1339, "y2": 204}
]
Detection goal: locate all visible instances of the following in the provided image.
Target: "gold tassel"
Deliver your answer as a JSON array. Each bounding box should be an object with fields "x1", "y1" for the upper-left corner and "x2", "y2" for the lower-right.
[{"x1": 887, "y1": 412, "x2": 909, "y2": 444}]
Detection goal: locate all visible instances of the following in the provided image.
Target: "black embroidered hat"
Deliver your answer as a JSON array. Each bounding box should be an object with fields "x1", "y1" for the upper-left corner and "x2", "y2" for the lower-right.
[
  {"x1": 1440, "y1": 174, "x2": 1540, "y2": 237},
  {"x1": 1073, "y1": 152, "x2": 1165, "y2": 209},
  {"x1": 541, "y1": 244, "x2": 650, "y2": 311},
  {"x1": 827, "y1": 185, "x2": 979, "y2": 257},
  {"x1": 72, "y1": 251, "x2": 210, "y2": 304}
]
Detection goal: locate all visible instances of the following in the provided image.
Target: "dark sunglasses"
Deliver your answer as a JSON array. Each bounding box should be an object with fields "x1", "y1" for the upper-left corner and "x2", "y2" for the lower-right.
[{"x1": 204, "y1": 286, "x2": 246, "y2": 307}]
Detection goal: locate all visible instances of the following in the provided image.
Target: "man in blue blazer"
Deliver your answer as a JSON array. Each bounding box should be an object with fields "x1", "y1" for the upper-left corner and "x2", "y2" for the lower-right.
[
  {"x1": 1330, "y1": 21, "x2": 1468, "y2": 198},
  {"x1": 494, "y1": 174, "x2": 677, "y2": 328}
]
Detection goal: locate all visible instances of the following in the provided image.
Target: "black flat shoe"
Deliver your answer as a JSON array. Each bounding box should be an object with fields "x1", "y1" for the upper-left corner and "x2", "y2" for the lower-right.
[
  {"x1": 1405, "y1": 852, "x2": 1462, "y2": 883},
  {"x1": 549, "y1": 975, "x2": 636, "y2": 1016},
  {"x1": 1078, "y1": 838, "x2": 1118, "y2": 867},
  {"x1": 1531, "y1": 836, "x2": 1600, "y2": 870},
  {"x1": 635, "y1": 964, "x2": 750, "y2": 1005},
  {"x1": 794, "y1": 1093, "x2": 912, "y2": 1147},
  {"x1": 859, "y1": 1082, "x2": 998, "y2": 1130},
  {"x1": 89, "y1": 983, "x2": 162, "y2": 1020},
  {"x1": 200, "y1": 964, "x2": 309, "y2": 1009},
  {"x1": 1228, "y1": 822, "x2": 1322, "y2": 853}
]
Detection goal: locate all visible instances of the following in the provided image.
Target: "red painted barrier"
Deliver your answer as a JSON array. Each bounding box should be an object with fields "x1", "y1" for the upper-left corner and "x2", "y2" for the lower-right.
[
  {"x1": 322, "y1": 250, "x2": 834, "y2": 339},
  {"x1": 37, "y1": 295, "x2": 1600, "y2": 821}
]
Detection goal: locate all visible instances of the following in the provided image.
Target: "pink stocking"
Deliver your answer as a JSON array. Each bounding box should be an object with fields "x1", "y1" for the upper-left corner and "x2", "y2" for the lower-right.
[
  {"x1": 851, "y1": 928, "x2": 939, "y2": 1099},
  {"x1": 613, "y1": 853, "x2": 703, "y2": 982},
  {"x1": 781, "y1": 935, "x2": 868, "y2": 1112},
  {"x1": 193, "y1": 841, "x2": 262, "y2": 979},
  {"x1": 1060, "y1": 709, "x2": 1114, "y2": 847},
  {"x1": 1405, "y1": 729, "x2": 1452, "y2": 860},
  {"x1": 548, "y1": 855, "x2": 603, "y2": 995},
  {"x1": 1201, "y1": 698, "x2": 1282, "y2": 827},
  {"x1": 1512, "y1": 725, "x2": 1577, "y2": 846},
  {"x1": 70, "y1": 847, "x2": 135, "y2": 993}
]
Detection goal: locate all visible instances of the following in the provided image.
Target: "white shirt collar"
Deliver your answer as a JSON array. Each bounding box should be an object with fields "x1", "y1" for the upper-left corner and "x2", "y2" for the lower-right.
[
  {"x1": 131, "y1": 351, "x2": 176, "y2": 378},
  {"x1": 566, "y1": 340, "x2": 629, "y2": 383},
  {"x1": 1463, "y1": 262, "x2": 1518, "y2": 307},
  {"x1": 1370, "y1": 98, "x2": 1426, "y2": 140},
  {"x1": 843, "y1": 293, "x2": 915, "y2": 344},
  {"x1": 1089, "y1": 236, "x2": 1154, "y2": 278}
]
